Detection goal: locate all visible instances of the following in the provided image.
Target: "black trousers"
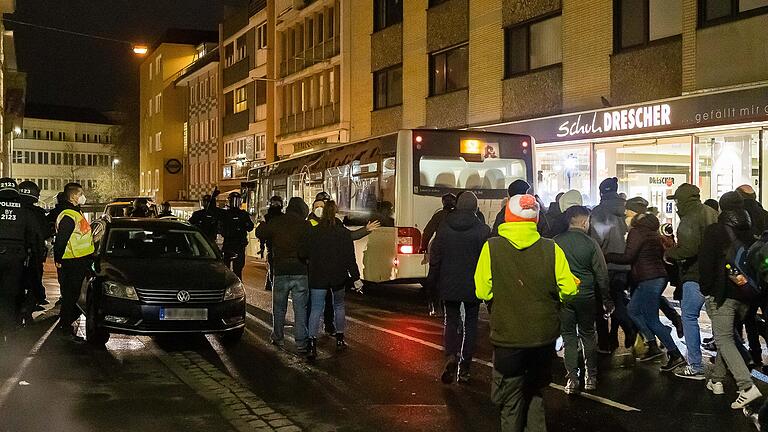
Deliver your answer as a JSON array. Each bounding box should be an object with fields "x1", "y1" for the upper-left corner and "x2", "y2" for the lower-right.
[
  {"x1": 0, "y1": 245, "x2": 25, "y2": 335},
  {"x1": 444, "y1": 301, "x2": 480, "y2": 366},
  {"x1": 596, "y1": 271, "x2": 636, "y2": 350},
  {"x1": 56, "y1": 256, "x2": 91, "y2": 331},
  {"x1": 23, "y1": 256, "x2": 46, "y2": 305},
  {"x1": 224, "y1": 245, "x2": 247, "y2": 280}
]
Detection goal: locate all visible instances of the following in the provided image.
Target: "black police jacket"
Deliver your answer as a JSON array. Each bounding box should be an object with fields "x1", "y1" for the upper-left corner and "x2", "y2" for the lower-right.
[
  {"x1": 0, "y1": 198, "x2": 33, "y2": 249},
  {"x1": 219, "y1": 208, "x2": 254, "y2": 248}
]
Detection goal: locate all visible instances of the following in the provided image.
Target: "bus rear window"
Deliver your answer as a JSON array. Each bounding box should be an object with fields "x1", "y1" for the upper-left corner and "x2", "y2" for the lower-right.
[{"x1": 418, "y1": 156, "x2": 527, "y2": 191}]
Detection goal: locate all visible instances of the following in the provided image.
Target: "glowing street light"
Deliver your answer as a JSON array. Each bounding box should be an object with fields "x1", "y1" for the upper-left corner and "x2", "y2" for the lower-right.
[{"x1": 132, "y1": 44, "x2": 148, "y2": 56}]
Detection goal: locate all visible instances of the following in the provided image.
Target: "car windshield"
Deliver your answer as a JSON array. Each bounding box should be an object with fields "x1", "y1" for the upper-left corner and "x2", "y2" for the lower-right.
[
  {"x1": 105, "y1": 228, "x2": 217, "y2": 260},
  {"x1": 106, "y1": 204, "x2": 132, "y2": 218}
]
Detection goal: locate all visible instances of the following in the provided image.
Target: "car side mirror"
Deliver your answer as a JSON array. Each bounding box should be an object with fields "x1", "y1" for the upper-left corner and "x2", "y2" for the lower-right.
[{"x1": 223, "y1": 251, "x2": 238, "y2": 262}]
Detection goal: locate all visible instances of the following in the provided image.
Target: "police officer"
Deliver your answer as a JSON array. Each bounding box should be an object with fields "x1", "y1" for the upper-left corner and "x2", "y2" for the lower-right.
[
  {"x1": 260, "y1": 196, "x2": 284, "y2": 291},
  {"x1": 157, "y1": 201, "x2": 175, "y2": 219},
  {"x1": 129, "y1": 198, "x2": 151, "y2": 217},
  {"x1": 18, "y1": 181, "x2": 50, "y2": 320},
  {"x1": 0, "y1": 178, "x2": 33, "y2": 342},
  {"x1": 53, "y1": 183, "x2": 94, "y2": 343},
  {"x1": 190, "y1": 193, "x2": 220, "y2": 243},
  {"x1": 219, "y1": 191, "x2": 254, "y2": 279}
]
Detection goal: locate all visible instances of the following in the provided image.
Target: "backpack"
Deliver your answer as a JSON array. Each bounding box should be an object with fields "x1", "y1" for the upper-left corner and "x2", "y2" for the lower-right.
[
  {"x1": 747, "y1": 233, "x2": 768, "y2": 292},
  {"x1": 725, "y1": 226, "x2": 762, "y2": 301}
]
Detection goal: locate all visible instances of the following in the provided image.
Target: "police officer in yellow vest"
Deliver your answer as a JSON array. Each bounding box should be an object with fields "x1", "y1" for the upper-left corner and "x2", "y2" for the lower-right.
[{"x1": 53, "y1": 183, "x2": 94, "y2": 343}]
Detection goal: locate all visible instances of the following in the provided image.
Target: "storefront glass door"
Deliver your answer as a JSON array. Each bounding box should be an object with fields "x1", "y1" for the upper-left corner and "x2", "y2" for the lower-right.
[
  {"x1": 594, "y1": 137, "x2": 691, "y2": 224},
  {"x1": 695, "y1": 129, "x2": 760, "y2": 202}
]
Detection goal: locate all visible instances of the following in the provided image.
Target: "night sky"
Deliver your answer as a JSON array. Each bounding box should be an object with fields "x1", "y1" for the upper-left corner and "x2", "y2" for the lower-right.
[{"x1": 9, "y1": 0, "x2": 246, "y2": 112}]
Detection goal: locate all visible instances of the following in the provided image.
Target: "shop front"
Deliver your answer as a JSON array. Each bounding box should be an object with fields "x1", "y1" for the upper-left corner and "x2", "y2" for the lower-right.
[{"x1": 484, "y1": 84, "x2": 768, "y2": 225}]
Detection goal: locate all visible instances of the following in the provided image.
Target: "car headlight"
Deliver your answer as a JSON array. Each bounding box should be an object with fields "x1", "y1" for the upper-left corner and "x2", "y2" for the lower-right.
[
  {"x1": 223, "y1": 281, "x2": 245, "y2": 301},
  {"x1": 103, "y1": 281, "x2": 139, "y2": 300}
]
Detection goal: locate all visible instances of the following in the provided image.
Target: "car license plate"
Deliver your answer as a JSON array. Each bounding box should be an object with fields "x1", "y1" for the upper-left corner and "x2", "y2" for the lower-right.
[{"x1": 160, "y1": 308, "x2": 208, "y2": 321}]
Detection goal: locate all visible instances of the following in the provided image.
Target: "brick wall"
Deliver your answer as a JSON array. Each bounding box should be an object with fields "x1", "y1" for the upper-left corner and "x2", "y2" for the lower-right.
[
  {"x1": 681, "y1": 0, "x2": 697, "y2": 92},
  {"x1": 562, "y1": 0, "x2": 612, "y2": 111},
  {"x1": 402, "y1": 0, "x2": 428, "y2": 129},
  {"x1": 349, "y1": 1, "x2": 373, "y2": 141},
  {"x1": 468, "y1": 0, "x2": 503, "y2": 125}
]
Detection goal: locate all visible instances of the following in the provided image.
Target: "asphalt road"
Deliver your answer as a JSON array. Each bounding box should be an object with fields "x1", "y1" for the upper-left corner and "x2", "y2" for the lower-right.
[{"x1": 0, "y1": 259, "x2": 763, "y2": 432}]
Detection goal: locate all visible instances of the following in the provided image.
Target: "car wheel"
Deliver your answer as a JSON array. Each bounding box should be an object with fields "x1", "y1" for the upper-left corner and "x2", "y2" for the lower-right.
[
  {"x1": 219, "y1": 327, "x2": 244, "y2": 345},
  {"x1": 85, "y1": 292, "x2": 110, "y2": 346}
]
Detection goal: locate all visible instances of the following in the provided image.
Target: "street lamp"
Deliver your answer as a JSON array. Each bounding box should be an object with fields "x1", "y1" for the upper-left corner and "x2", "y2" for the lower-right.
[
  {"x1": 132, "y1": 44, "x2": 148, "y2": 56},
  {"x1": 111, "y1": 158, "x2": 120, "y2": 189}
]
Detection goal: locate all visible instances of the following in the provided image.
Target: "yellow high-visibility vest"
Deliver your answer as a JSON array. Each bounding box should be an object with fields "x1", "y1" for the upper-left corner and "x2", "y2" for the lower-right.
[{"x1": 57, "y1": 209, "x2": 95, "y2": 259}]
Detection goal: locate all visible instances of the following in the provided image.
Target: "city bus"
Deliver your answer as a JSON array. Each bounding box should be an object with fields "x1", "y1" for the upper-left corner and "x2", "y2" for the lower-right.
[{"x1": 244, "y1": 129, "x2": 534, "y2": 284}]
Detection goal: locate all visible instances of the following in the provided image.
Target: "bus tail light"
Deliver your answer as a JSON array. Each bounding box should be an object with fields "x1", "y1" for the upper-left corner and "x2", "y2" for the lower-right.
[{"x1": 397, "y1": 227, "x2": 422, "y2": 255}]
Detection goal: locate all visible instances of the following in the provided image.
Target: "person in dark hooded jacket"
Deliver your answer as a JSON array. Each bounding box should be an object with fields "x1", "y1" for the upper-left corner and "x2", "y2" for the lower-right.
[
  {"x1": 590, "y1": 177, "x2": 636, "y2": 353},
  {"x1": 699, "y1": 191, "x2": 762, "y2": 408},
  {"x1": 429, "y1": 191, "x2": 490, "y2": 384},
  {"x1": 255, "y1": 197, "x2": 312, "y2": 353},
  {"x1": 607, "y1": 213, "x2": 686, "y2": 371}
]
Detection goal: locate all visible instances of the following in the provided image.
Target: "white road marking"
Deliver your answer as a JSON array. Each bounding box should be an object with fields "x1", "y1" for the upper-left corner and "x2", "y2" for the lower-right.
[
  {"x1": 344, "y1": 316, "x2": 641, "y2": 412},
  {"x1": 405, "y1": 326, "x2": 443, "y2": 336},
  {"x1": 0, "y1": 321, "x2": 58, "y2": 408}
]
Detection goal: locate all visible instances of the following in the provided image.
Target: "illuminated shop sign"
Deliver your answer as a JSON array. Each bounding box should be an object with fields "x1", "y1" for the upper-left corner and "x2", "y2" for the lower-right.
[{"x1": 485, "y1": 86, "x2": 768, "y2": 143}]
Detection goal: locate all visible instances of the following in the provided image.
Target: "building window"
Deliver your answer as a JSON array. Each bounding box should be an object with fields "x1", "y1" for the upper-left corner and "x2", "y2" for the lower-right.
[
  {"x1": 148, "y1": 135, "x2": 153, "y2": 153},
  {"x1": 234, "y1": 86, "x2": 248, "y2": 113},
  {"x1": 155, "y1": 132, "x2": 162, "y2": 151},
  {"x1": 430, "y1": 43, "x2": 469, "y2": 96},
  {"x1": 155, "y1": 55, "x2": 162, "y2": 79},
  {"x1": 155, "y1": 94, "x2": 161, "y2": 114},
  {"x1": 616, "y1": 0, "x2": 682, "y2": 50},
  {"x1": 505, "y1": 14, "x2": 562, "y2": 77},
  {"x1": 141, "y1": 172, "x2": 145, "y2": 193},
  {"x1": 148, "y1": 98, "x2": 153, "y2": 117},
  {"x1": 33, "y1": 130, "x2": 41, "y2": 139},
  {"x1": 374, "y1": 0, "x2": 403, "y2": 32},
  {"x1": 44, "y1": 131, "x2": 53, "y2": 140},
  {"x1": 257, "y1": 23, "x2": 268, "y2": 49},
  {"x1": 210, "y1": 118, "x2": 217, "y2": 138},
  {"x1": 154, "y1": 169, "x2": 159, "y2": 192},
  {"x1": 256, "y1": 80, "x2": 267, "y2": 106},
  {"x1": 225, "y1": 43, "x2": 235, "y2": 67},
  {"x1": 149, "y1": 62, "x2": 153, "y2": 81},
  {"x1": 237, "y1": 34, "x2": 247, "y2": 62},
  {"x1": 428, "y1": 0, "x2": 449, "y2": 6},
  {"x1": 699, "y1": 0, "x2": 768, "y2": 25},
  {"x1": 58, "y1": 131, "x2": 66, "y2": 141},
  {"x1": 373, "y1": 65, "x2": 403, "y2": 109}
]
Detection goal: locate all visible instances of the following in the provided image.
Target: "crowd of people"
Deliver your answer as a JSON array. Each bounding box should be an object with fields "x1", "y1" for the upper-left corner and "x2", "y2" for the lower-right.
[
  {"x1": 6, "y1": 174, "x2": 768, "y2": 430},
  {"x1": 421, "y1": 177, "x2": 768, "y2": 431}
]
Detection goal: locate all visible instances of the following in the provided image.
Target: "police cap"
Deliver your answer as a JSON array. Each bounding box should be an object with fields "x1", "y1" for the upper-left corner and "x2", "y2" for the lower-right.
[
  {"x1": 18, "y1": 181, "x2": 41, "y2": 203},
  {"x1": 0, "y1": 177, "x2": 19, "y2": 199}
]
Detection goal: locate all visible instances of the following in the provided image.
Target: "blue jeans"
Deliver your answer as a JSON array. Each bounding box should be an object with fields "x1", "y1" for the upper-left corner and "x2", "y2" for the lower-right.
[
  {"x1": 308, "y1": 288, "x2": 345, "y2": 338},
  {"x1": 681, "y1": 281, "x2": 705, "y2": 372},
  {"x1": 272, "y1": 275, "x2": 309, "y2": 348},
  {"x1": 628, "y1": 278, "x2": 678, "y2": 353}
]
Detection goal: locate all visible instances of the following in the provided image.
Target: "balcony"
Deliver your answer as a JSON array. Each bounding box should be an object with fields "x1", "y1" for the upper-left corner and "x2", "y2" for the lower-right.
[
  {"x1": 279, "y1": 37, "x2": 340, "y2": 78},
  {"x1": 280, "y1": 104, "x2": 340, "y2": 135},
  {"x1": 224, "y1": 58, "x2": 250, "y2": 88}
]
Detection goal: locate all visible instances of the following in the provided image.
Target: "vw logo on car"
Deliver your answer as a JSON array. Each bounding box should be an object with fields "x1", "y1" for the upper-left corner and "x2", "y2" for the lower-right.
[{"x1": 176, "y1": 290, "x2": 191, "y2": 303}]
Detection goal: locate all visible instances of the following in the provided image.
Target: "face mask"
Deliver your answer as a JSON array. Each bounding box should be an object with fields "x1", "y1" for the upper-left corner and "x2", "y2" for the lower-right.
[
  {"x1": 314, "y1": 207, "x2": 323, "y2": 218},
  {"x1": 77, "y1": 194, "x2": 87, "y2": 205}
]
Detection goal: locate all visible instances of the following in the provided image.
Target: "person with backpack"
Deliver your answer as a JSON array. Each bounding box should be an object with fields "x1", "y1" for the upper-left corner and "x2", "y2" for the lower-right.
[{"x1": 699, "y1": 191, "x2": 762, "y2": 408}]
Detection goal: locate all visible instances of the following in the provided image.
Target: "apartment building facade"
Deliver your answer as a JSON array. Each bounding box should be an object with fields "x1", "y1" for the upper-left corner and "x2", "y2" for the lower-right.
[
  {"x1": 175, "y1": 43, "x2": 220, "y2": 201},
  {"x1": 139, "y1": 29, "x2": 218, "y2": 203},
  {"x1": 219, "y1": 0, "x2": 272, "y2": 193},
  {"x1": 274, "y1": 0, "x2": 346, "y2": 158},
  {"x1": 12, "y1": 104, "x2": 117, "y2": 205},
  {"x1": 347, "y1": 0, "x2": 768, "y2": 213}
]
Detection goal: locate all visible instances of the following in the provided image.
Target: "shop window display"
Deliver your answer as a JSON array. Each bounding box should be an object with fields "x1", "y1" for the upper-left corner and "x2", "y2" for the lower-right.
[
  {"x1": 536, "y1": 145, "x2": 592, "y2": 206},
  {"x1": 695, "y1": 130, "x2": 759, "y2": 202}
]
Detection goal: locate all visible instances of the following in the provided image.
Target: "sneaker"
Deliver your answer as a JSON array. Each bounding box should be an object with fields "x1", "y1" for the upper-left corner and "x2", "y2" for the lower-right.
[
  {"x1": 706, "y1": 380, "x2": 724, "y2": 395},
  {"x1": 584, "y1": 375, "x2": 597, "y2": 391},
  {"x1": 564, "y1": 377, "x2": 579, "y2": 395},
  {"x1": 673, "y1": 365, "x2": 706, "y2": 380},
  {"x1": 441, "y1": 358, "x2": 458, "y2": 384},
  {"x1": 731, "y1": 386, "x2": 762, "y2": 409},
  {"x1": 638, "y1": 343, "x2": 664, "y2": 362}
]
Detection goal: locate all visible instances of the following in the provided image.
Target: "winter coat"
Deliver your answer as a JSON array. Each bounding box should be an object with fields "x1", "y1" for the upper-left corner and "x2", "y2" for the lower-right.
[
  {"x1": 538, "y1": 202, "x2": 564, "y2": 238},
  {"x1": 554, "y1": 228, "x2": 609, "y2": 299},
  {"x1": 475, "y1": 221, "x2": 578, "y2": 348},
  {"x1": 589, "y1": 193, "x2": 630, "y2": 271},
  {"x1": 743, "y1": 198, "x2": 768, "y2": 239},
  {"x1": 664, "y1": 192, "x2": 719, "y2": 283},
  {"x1": 428, "y1": 209, "x2": 490, "y2": 303},
  {"x1": 699, "y1": 209, "x2": 755, "y2": 306},
  {"x1": 305, "y1": 222, "x2": 360, "y2": 290},
  {"x1": 421, "y1": 208, "x2": 450, "y2": 252},
  {"x1": 606, "y1": 214, "x2": 667, "y2": 283},
  {"x1": 254, "y1": 199, "x2": 311, "y2": 275}
]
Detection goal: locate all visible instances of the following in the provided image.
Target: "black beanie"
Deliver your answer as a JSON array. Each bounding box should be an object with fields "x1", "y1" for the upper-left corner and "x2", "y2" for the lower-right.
[
  {"x1": 599, "y1": 177, "x2": 619, "y2": 195},
  {"x1": 508, "y1": 179, "x2": 531, "y2": 197},
  {"x1": 719, "y1": 191, "x2": 744, "y2": 212}
]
